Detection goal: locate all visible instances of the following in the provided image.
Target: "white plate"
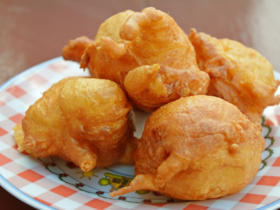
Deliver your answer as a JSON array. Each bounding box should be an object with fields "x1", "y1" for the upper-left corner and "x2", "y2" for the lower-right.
[{"x1": 0, "y1": 57, "x2": 280, "y2": 210}]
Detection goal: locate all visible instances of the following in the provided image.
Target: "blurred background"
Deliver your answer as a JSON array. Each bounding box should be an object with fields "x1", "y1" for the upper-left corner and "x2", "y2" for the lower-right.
[
  {"x1": 1, "y1": 0, "x2": 280, "y2": 86},
  {"x1": 1, "y1": 0, "x2": 280, "y2": 209}
]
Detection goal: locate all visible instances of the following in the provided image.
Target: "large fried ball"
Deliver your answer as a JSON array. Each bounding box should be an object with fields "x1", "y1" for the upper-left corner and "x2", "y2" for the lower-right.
[
  {"x1": 110, "y1": 95, "x2": 265, "y2": 200},
  {"x1": 189, "y1": 28, "x2": 280, "y2": 123},
  {"x1": 63, "y1": 8, "x2": 209, "y2": 112},
  {"x1": 13, "y1": 77, "x2": 135, "y2": 172}
]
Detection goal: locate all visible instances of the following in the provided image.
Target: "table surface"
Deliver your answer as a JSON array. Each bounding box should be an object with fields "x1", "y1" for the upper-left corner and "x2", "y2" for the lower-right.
[{"x1": 1, "y1": 0, "x2": 280, "y2": 209}]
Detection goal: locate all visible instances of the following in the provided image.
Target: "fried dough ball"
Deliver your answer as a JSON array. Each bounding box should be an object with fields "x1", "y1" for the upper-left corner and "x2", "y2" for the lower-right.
[
  {"x1": 189, "y1": 29, "x2": 280, "y2": 123},
  {"x1": 110, "y1": 96, "x2": 265, "y2": 200},
  {"x1": 63, "y1": 8, "x2": 209, "y2": 111},
  {"x1": 13, "y1": 77, "x2": 136, "y2": 172}
]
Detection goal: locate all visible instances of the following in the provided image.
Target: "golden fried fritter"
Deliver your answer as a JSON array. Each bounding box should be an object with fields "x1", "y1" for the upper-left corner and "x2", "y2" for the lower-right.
[
  {"x1": 63, "y1": 36, "x2": 92, "y2": 62},
  {"x1": 14, "y1": 77, "x2": 135, "y2": 172},
  {"x1": 189, "y1": 29, "x2": 280, "y2": 123},
  {"x1": 110, "y1": 96, "x2": 265, "y2": 200},
  {"x1": 65, "y1": 8, "x2": 209, "y2": 111}
]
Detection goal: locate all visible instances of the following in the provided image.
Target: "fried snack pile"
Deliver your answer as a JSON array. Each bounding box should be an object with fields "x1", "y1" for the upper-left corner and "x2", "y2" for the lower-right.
[
  {"x1": 22, "y1": 7, "x2": 278, "y2": 201},
  {"x1": 189, "y1": 29, "x2": 280, "y2": 123},
  {"x1": 63, "y1": 7, "x2": 210, "y2": 112},
  {"x1": 110, "y1": 96, "x2": 265, "y2": 200},
  {"x1": 13, "y1": 77, "x2": 136, "y2": 172}
]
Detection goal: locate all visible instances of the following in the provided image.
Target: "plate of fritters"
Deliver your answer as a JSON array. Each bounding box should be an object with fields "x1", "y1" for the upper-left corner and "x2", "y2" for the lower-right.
[
  {"x1": 0, "y1": 57, "x2": 280, "y2": 210},
  {"x1": 1, "y1": 7, "x2": 280, "y2": 210}
]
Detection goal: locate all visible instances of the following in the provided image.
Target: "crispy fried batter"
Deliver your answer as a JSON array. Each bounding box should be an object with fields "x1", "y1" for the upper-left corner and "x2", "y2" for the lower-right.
[
  {"x1": 63, "y1": 36, "x2": 92, "y2": 62},
  {"x1": 14, "y1": 77, "x2": 135, "y2": 172},
  {"x1": 74, "y1": 8, "x2": 209, "y2": 111},
  {"x1": 110, "y1": 96, "x2": 265, "y2": 200},
  {"x1": 189, "y1": 29, "x2": 280, "y2": 122},
  {"x1": 13, "y1": 124, "x2": 38, "y2": 158}
]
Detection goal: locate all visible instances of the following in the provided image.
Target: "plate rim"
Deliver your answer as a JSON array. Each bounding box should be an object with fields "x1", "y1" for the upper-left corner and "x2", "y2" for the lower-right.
[
  {"x1": 255, "y1": 199, "x2": 280, "y2": 210},
  {"x1": 0, "y1": 173, "x2": 56, "y2": 210},
  {"x1": 1, "y1": 56, "x2": 280, "y2": 210}
]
